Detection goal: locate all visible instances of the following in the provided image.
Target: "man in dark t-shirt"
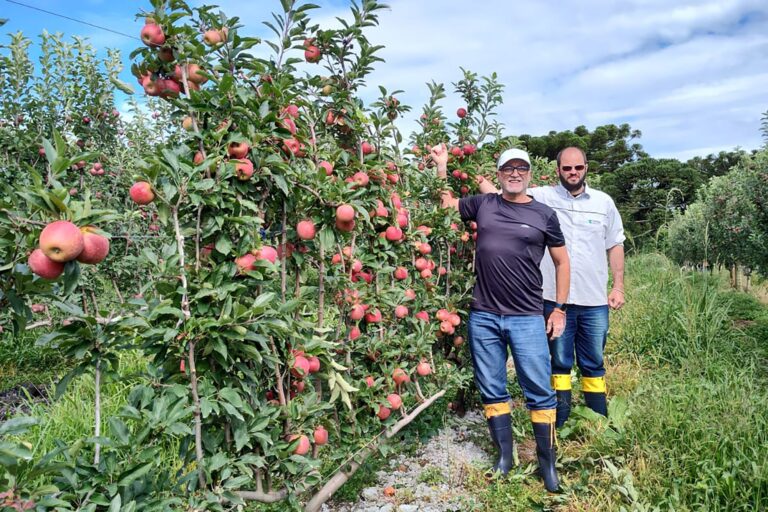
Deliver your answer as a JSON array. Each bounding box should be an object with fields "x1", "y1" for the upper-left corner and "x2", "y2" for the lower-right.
[{"x1": 430, "y1": 143, "x2": 570, "y2": 492}]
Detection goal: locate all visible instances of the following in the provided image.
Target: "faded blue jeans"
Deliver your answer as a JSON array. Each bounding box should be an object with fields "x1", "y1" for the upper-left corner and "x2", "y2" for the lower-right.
[
  {"x1": 544, "y1": 301, "x2": 609, "y2": 378},
  {"x1": 467, "y1": 309, "x2": 556, "y2": 411}
]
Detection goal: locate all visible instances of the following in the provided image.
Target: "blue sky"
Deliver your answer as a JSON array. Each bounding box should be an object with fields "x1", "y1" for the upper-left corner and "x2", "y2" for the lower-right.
[{"x1": 3, "y1": 0, "x2": 768, "y2": 160}]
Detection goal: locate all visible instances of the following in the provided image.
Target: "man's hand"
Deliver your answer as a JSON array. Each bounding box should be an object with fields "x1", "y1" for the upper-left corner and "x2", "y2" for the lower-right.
[
  {"x1": 546, "y1": 310, "x2": 566, "y2": 339},
  {"x1": 429, "y1": 143, "x2": 449, "y2": 175},
  {"x1": 608, "y1": 288, "x2": 625, "y2": 310}
]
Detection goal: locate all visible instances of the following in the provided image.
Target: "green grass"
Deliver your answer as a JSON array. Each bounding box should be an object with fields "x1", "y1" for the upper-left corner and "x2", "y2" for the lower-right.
[{"x1": 0, "y1": 330, "x2": 71, "y2": 392}]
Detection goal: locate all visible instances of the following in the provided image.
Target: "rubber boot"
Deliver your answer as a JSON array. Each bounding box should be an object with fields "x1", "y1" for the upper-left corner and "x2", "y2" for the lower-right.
[
  {"x1": 582, "y1": 376, "x2": 608, "y2": 417},
  {"x1": 532, "y1": 421, "x2": 559, "y2": 492},
  {"x1": 583, "y1": 391, "x2": 607, "y2": 416},
  {"x1": 487, "y1": 413, "x2": 515, "y2": 475},
  {"x1": 555, "y1": 390, "x2": 572, "y2": 428}
]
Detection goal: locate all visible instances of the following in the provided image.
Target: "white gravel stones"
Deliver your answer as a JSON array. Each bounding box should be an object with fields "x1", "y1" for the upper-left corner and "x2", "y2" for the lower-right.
[{"x1": 322, "y1": 410, "x2": 490, "y2": 512}]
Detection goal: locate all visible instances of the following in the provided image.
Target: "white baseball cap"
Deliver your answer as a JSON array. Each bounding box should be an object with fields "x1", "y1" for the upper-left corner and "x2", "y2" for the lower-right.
[{"x1": 496, "y1": 148, "x2": 531, "y2": 169}]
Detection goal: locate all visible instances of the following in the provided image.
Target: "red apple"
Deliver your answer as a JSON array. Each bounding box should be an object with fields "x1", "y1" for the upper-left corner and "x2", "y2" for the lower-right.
[
  {"x1": 394, "y1": 267, "x2": 408, "y2": 280},
  {"x1": 297, "y1": 220, "x2": 316, "y2": 240},
  {"x1": 318, "y1": 160, "x2": 333, "y2": 176},
  {"x1": 415, "y1": 258, "x2": 429, "y2": 271},
  {"x1": 392, "y1": 368, "x2": 410, "y2": 386},
  {"x1": 76, "y1": 226, "x2": 110, "y2": 264},
  {"x1": 404, "y1": 289, "x2": 416, "y2": 300},
  {"x1": 415, "y1": 311, "x2": 429, "y2": 322},
  {"x1": 457, "y1": 107, "x2": 467, "y2": 118},
  {"x1": 336, "y1": 204, "x2": 355, "y2": 222},
  {"x1": 365, "y1": 308, "x2": 382, "y2": 323},
  {"x1": 308, "y1": 356, "x2": 321, "y2": 373},
  {"x1": 235, "y1": 253, "x2": 257, "y2": 273},
  {"x1": 313, "y1": 426, "x2": 328, "y2": 446},
  {"x1": 292, "y1": 356, "x2": 311, "y2": 379},
  {"x1": 203, "y1": 28, "x2": 227, "y2": 46},
  {"x1": 141, "y1": 23, "x2": 165, "y2": 47},
  {"x1": 304, "y1": 45, "x2": 321, "y2": 63},
  {"x1": 254, "y1": 246, "x2": 278, "y2": 264},
  {"x1": 228, "y1": 141, "x2": 250, "y2": 159},
  {"x1": 289, "y1": 434, "x2": 310, "y2": 455},
  {"x1": 361, "y1": 141, "x2": 374, "y2": 155},
  {"x1": 28, "y1": 248, "x2": 65, "y2": 279},
  {"x1": 417, "y1": 362, "x2": 432, "y2": 376},
  {"x1": 364, "y1": 375, "x2": 375, "y2": 387},
  {"x1": 377, "y1": 405, "x2": 391, "y2": 420},
  {"x1": 39, "y1": 220, "x2": 84, "y2": 262},
  {"x1": 283, "y1": 104, "x2": 300, "y2": 118},
  {"x1": 350, "y1": 304, "x2": 366, "y2": 321},
  {"x1": 232, "y1": 159, "x2": 254, "y2": 180},
  {"x1": 385, "y1": 226, "x2": 403, "y2": 242},
  {"x1": 352, "y1": 171, "x2": 370, "y2": 187},
  {"x1": 394, "y1": 305, "x2": 409, "y2": 319},
  {"x1": 349, "y1": 326, "x2": 361, "y2": 340},
  {"x1": 387, "y1": 393, "x2": 402, "y2": 410},
  {"x1": 130, "y1": 181, "x2": 154, "y2": 205},
  {"x1": 453, "y1": 336, "x2": 465, "y2": 347}
]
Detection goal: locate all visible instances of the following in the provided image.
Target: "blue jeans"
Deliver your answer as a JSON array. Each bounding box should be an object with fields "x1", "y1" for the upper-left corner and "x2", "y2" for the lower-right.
[
  {"x1": 544, "y1": 301, "x2": 609, "y2": 378},
  {"x1": 467, "y1": 310, "x2": 556, "y2": 410}
]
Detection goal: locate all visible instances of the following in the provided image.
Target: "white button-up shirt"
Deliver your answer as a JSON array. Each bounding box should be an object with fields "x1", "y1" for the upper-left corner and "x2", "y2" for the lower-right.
[{"x1": 528, "y1": 183, "x2": 625, "y2": 306}]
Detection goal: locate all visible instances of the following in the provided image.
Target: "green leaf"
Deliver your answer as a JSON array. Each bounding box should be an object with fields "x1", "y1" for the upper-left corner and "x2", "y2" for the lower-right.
[
  {"x1": 108, "y1": 417, "x2": 130, "y2": 445},
  {"x1": 208, "y1": 452, "x2": 228, "y2": 472},
  {"x1": 117, "y1": 461, "x2": 153, "y2": 487},
  {"x1": 219, "y1": 388, "x2": 243, "y2": 409},
  {"x1": 215, "y1": 235, "x2": 232, "y2": 255},
  {"x1": 319, "y1": 227, "x2": 335, "y2": 251},
  {"x1": 0, "y1": 417, "x2": 37, "y2": 436},
  {"x1": 108, "y1": 493, "x2": 122, "y2": 512},
  {"x1": 273, "y1": 174, "x2": 289, "y2": 196},
  {"x1": 61, "y1": 260, "x2": 81, "y2": 296},
  {"x1": 110, "y1": 76, "x2": 135, "y2": 95}
]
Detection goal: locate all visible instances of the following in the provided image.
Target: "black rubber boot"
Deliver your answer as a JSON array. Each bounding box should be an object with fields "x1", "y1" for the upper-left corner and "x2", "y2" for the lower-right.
[
  {"x1": 532, "y1": 422, "x2": 559, "y2": 492},
  {"x1": 555, "y1": 390, "x2": 572, "y2": 428},
  {"x1": 583, "y1": 391, "x2": 607, "y2": 417},
  {"x1": 487, "y1": 414, "x2": 514, "y2": 475}
]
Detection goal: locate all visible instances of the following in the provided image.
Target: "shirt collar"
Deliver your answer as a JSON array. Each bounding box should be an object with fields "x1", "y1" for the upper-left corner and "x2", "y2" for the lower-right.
[{"x1": 555, "y1": 182, "x2": 591, "y2": 199}]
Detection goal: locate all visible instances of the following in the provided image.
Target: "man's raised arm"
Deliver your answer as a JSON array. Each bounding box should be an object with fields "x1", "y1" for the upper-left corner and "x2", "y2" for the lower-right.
[{"x1": 429, "y1": 143, "x2": 460, "y2": 211}]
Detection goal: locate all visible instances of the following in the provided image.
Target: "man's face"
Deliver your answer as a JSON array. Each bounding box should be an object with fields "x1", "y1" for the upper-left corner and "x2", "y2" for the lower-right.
[
  {"x1": 497, "y1": 158, "x2": 531, "y2": 196},
  {"x1": 557, "y1": 149, "x2": 588, "y2": 192}
]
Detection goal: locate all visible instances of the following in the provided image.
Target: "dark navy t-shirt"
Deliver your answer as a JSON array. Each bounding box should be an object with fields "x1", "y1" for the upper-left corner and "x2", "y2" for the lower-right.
[{"x1": 459, "y1": 193, "x2": 565, "y2": 315}]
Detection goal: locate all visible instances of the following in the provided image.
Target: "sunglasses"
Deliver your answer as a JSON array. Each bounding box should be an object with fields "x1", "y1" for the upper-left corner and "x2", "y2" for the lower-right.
[{"x1": 560, "y1": 165, "x2": 586, "y2": 172}]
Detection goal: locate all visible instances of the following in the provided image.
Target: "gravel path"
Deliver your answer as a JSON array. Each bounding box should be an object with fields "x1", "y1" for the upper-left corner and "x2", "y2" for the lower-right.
[{"x1": 322, "y1": 411, "x2": 491, "y2": 512}]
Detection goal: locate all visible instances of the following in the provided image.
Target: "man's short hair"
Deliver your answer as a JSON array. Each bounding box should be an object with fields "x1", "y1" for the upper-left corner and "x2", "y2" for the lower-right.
[{"x1": 556, "y1": 147, "x2": 587, "y2": 167}]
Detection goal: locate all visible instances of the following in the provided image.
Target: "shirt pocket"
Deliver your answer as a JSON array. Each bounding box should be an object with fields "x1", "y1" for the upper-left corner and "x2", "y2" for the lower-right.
[{"x1": 574, "y1": 212, "x2": 606, "y2": 234}]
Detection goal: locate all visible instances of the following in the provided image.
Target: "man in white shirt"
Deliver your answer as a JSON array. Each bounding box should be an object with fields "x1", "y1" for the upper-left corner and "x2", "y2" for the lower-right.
[
  {"x1": 534, "y1": 147, "x2": 625, "y2": 426},
  {"x1": 480, "y1": 146, "x2": 625, "y2": 426}
]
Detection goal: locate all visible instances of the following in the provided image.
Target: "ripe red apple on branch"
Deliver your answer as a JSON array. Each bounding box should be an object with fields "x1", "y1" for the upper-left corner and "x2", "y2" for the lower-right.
[
  {"x1": 39, "y1": 220, "x2": 84, "y2": 263},
  {"x1": 28, "y1": 248, "x2": 65, "y2": 280},
  {"x1": 141, "y1": 22, "x2": 166, "y2": 47},
  {"x1": 76, "y1": 227, "x2": 110, "y2": 264},
  {"x1": 130, "y1": 182, "x2": 155, "y2": 205}
]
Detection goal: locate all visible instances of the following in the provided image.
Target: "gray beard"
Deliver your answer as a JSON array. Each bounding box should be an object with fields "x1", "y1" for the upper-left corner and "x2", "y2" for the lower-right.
[{"x1": 560, "y1": 175, "x2": 586, "y2": 193}]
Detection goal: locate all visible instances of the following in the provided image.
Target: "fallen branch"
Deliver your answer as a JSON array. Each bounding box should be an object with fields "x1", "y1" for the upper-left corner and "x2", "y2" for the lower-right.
[
  {"x1": 231, "y1": 389, "x2": 446, "y2": 509},
  {"x1": 303, "y1": 389, "x2": 446, "y2": 512}
]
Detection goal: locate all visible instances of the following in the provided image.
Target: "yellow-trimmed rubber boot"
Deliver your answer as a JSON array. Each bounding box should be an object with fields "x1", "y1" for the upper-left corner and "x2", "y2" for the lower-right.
[
  {"x1": 551, "y1": 374, "x2": 572, "y2": 428},
  {"x1": 531, "y1": 409, "x2": 559, "y2": 492},
  {"x1": 582, "y1": 376, "x2": 607, "y2": 417},
  {"x1": 484, "y1": 402, "x2": 514, "y2": 475}
]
